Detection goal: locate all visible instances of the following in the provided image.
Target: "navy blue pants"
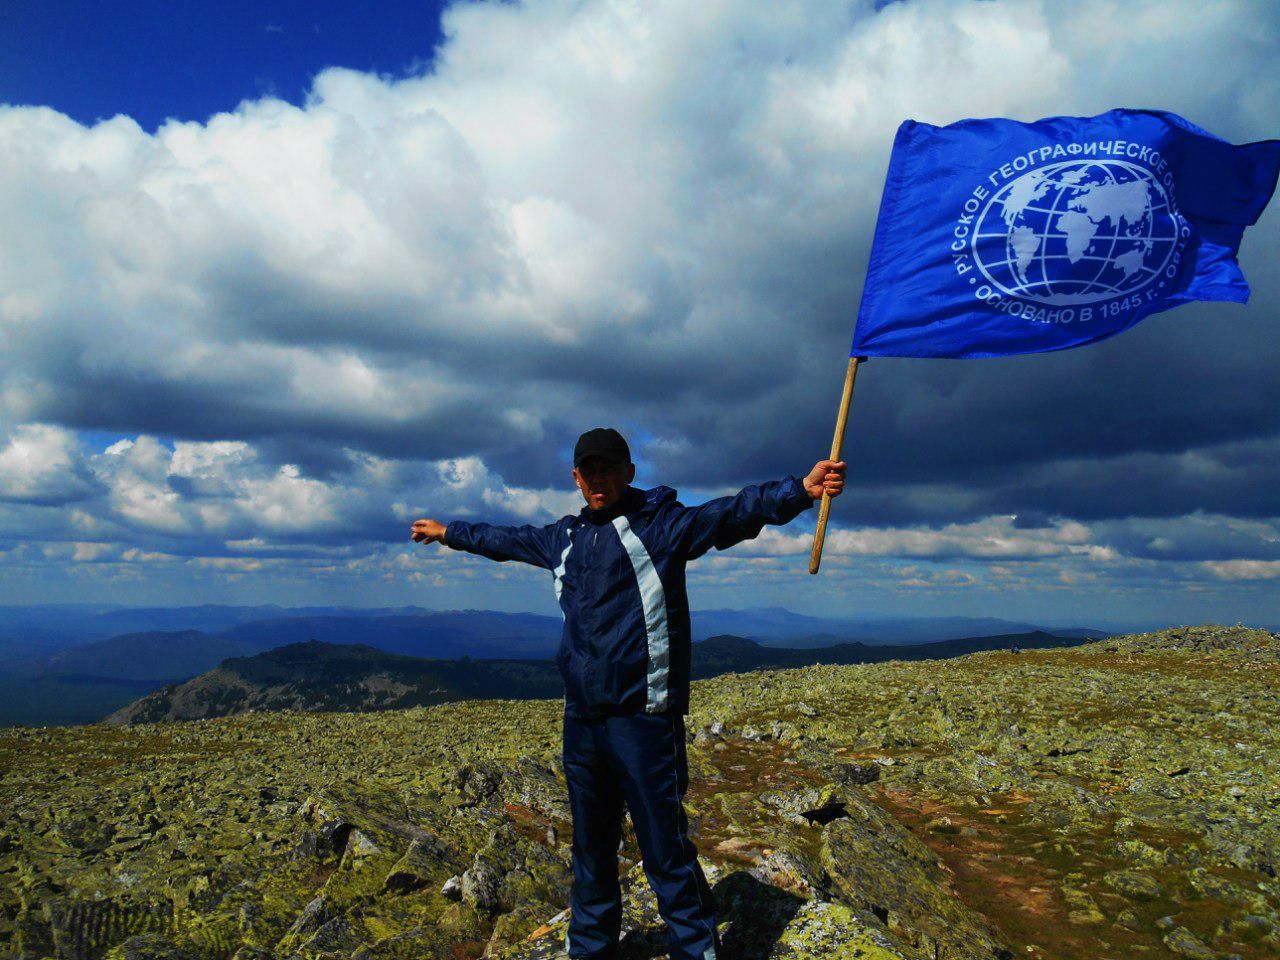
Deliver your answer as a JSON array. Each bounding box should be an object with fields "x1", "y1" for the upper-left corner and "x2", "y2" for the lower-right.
[{"x1": 562, "y1": 709, "x2": 722, "y2": 960}]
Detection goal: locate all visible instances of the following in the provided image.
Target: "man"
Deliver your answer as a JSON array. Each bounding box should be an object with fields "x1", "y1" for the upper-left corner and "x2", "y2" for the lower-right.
[{"x1": 410, "y1": 428, "x2": 846, "y2": 960}]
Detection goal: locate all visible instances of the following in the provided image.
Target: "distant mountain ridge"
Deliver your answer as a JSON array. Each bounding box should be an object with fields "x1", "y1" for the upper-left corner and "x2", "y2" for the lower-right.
[
  {"x1": 693, "y1": 607, "x2": 1106, "y2": 646},
  {"x1": 691, "y1": 629, "x2": 1081, "y2": 675},
  {"x1": 103, "y1": 629, "x2": 1089, "y2": 725},
  {"x1": 0, "y1": 604, "x2": 1115, "y2": 727},
  {"x1": 4, "y1": 605, "x2": 1109, "y2": 679},
  {"x1": 102, "y1": 639, "x2": 566, "y2": 726}
]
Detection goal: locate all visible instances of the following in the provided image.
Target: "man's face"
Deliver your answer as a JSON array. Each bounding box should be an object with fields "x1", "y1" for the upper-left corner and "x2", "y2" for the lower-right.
[{"x1": 573, "y1": 456, "x2": 636, "y2": 510}]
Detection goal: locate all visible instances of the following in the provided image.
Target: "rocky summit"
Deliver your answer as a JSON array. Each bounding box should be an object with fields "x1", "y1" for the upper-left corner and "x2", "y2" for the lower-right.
[{"x1": 1, "y1": 624, "x2": 1277, "y2": 960}]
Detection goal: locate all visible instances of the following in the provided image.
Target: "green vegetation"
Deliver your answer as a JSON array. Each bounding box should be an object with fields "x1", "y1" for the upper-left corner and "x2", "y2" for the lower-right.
[{"x1": 2, "y1": 625, "x2": 1277, "y2": 959}]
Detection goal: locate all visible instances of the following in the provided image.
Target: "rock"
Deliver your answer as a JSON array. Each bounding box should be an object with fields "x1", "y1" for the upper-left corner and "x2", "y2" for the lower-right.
[
  {"x1": 746, "y1": 847, "x2": 828, "y2": 900},
  {"x1": 924, "y1": 816, "x2": 959, "y2": 835},
  {"x1": 762, "y1": 898, "x2": 915, "y2": 959},
  {"x1": 1114, "y1": 908, "x2": 1142, "y2": 932},
  {"x1": 819, "y1": 791, "x2": 1010, "y2": 959},
  {"x1": 436, "y1": 899, "x2": 491, "y2": 944},
  {"x1": 484, "y1": 902, "x2": 556, "y2": 957},
  {"x1": 283, "y1": 895, "x2": 329, "y2": 939},
  {"x1": 760, "y1": 786, "x2": 825, "y2": 824},
  {"x1": 833, "y1": 760, "x2": 881, "y2": 786},
  {"x1": 384, "y1": 837, "x2": 451, "y2": 893},
  {"x1": 1218, "y1": 914, "x2": 1275, "y2": 942},
  {"x1": 462, "y1": 858, "x2": 504, "y2": 912},
  {"x1": 1103, "y1": 869, "x2": 1165, "y2": 900},
  {"x1": 503, "y1": 756, "x2": 572, "y2": 821},
  {"x1": 299, "y1": 915, "x2": 365, "y2": 954},
  {"x1": 104, "y1": 934, "x2": 203, "y2": 960},
  {"x1": 350, "y1": 925, "x2": 445, "y2": 960},
  {"x1": 1061, "y1": 879, "x2": 1105, "y2": 925},
  {"x1": 340, "y1": 828, "x2": 382, "y2": 866},
  {"x1": 714, "y1": 836, "x2": 765, "y2": 860},
  {"x1": 769, "y1": 720, "x2": 802, "y2": 743},
  {"x1": 1162, "y1": 925, "x2": 1217, "y2": 959},
  {"x1": 1111, "y1": 839, "x2": 1165, "y2": 866},
  {"x1": 442, "y1": 874, "x2": 463, "y2": 901},
  {"x1": 454, "y1": 763, "x2": 504, "y2": 805}
]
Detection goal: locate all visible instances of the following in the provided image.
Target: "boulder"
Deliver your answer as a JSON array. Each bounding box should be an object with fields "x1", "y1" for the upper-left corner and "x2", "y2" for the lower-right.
[{"x1": 819, "y1": 790, "x2": 1011, "y2": 959}]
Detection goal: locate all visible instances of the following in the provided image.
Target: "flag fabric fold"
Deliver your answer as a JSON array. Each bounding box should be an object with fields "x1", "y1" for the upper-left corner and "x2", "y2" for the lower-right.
[{"x1": 851, "y1": 109, "x2": 1280, "y2": 359}]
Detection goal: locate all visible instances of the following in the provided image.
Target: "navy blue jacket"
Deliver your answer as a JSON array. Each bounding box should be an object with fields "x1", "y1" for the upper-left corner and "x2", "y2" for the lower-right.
[{"x1": 444, "y1": 476, "x2": 815, "y2": 718}]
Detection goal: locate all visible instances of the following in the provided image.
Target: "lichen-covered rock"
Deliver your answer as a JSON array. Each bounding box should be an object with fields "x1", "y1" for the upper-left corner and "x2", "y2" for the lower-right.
[
  {"x1": 746, "y1": 847, "x2": 828, "y2": 901},
  {"x1": 461, "y1": 856, "x2": 505, "y2": 912},
  {"x1": 103, "y1": 933, "x2": 204, "y2": 960},
  {"x1": 4, "y1": 626, "x2": 1278, "y2": 960},
  {"x1": 503, "y1": 756, "x2": 572, "y2": 822},
  {"x1": 498, "y1": 862, "x2": 918, "y2": 960},
  {"x1": 278, "y1": 893, "x2": 329, "y2": 945},
  {"x1": 435, "y1": 898, "x2": 491, "y2": 944},
  {"x1": 297, "y1": 914, "x2": 367, "y2": 954},
  {"x1": 483, "y1": 901, "x2": 557, "y2": 957},
  {"x1": 1103, "y1": 869, "x2": 1164, "y2": 900},
  {"x1": 763, "y1": 899, "x2": 917, "y2": 959},
  {"x1": 1162, "y1": 924, "x2": 1217, "y2": 959},
  {"x1": 829, "y1": 760, "x2": 881, "y2": 786},
  {"x1": 382, "y1": 836, "x2": 451, "y2": 893},
  {"x1": 350, "y1": 924, "x2": 453, "y2": 960},
  {"x1": 819, "y1": 790, "x2": 1011, "y2": 959}
]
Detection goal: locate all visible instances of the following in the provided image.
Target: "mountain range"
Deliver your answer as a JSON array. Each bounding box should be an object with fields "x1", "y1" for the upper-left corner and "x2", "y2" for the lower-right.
[
  {"x1": 103, "y1": 630, "x2": 1084, "y2": 725},
  {"x1": 0, "y1": 603, "x2": 1115, "y2": 728}
]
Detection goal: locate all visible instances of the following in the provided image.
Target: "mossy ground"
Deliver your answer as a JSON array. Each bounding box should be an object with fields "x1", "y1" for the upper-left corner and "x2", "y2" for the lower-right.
[{"x1": 2, "y1": 625, "x2": 1277, "y2": 960}]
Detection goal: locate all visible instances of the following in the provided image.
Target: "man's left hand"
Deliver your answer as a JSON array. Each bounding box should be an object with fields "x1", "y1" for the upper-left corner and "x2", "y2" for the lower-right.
[{"x1": 803, "y1": 459, "x2": 847, "y2": 500}]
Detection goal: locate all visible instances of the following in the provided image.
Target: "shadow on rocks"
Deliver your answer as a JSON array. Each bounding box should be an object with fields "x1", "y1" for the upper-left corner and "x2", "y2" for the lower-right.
[{"x1": 615, "y1": 871, "x2": 804, "y2": 960}]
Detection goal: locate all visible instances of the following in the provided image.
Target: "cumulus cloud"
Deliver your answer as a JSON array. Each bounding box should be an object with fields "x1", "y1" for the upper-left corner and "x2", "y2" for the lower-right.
[
  {"x1": 711, "y1": 514, "x2": 1109, "y2": 561},
  {"x1": 0, "y1": 0, "x2": 1277, "y2": 615},
  {"x1": 1202, "y1": 560, "x2": 1280, "y2": 581},
  {"x1": 0, "y1": 424, "x2": 99, "y2": 504}
]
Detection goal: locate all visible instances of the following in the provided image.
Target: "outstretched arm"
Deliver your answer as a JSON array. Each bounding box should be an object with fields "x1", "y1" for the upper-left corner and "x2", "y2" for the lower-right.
[
  {"x1": 411, "y1": 517, "x2": 559, "y2": 569},
  {"x1": 667, "y1": 459, "x2": 846, "y2": 559}
]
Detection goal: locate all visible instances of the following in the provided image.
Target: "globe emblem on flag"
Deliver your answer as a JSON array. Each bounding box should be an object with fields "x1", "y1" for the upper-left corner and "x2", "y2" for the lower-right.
[{"x1": 972, "y1": 159, "x2": 1183, "y2": 306}]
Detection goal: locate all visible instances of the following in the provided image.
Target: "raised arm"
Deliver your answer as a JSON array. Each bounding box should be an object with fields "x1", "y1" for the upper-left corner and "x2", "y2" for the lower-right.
[
  {"x1": 664, "y1": 459, "x2": 846, "y2": 560},
  {"x1": 411, "y1": 517, "x2": 560, "y2": 569}
]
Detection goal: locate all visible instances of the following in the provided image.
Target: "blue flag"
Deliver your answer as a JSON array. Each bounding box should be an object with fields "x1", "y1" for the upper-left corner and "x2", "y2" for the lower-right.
[{"x1": 851, "y1": 109, "x2": 1280, "y2": 359}]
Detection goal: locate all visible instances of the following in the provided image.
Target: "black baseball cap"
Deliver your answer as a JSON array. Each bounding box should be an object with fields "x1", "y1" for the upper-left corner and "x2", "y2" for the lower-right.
[{"x1": 574, "y1": 427, "x2": 631, "y2": 468}]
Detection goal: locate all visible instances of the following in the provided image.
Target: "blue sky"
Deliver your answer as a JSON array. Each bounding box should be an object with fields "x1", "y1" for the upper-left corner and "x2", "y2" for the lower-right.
[
  {"x1": 0, "y1": 0, "x2": 1278, "y2": 626},
  {"x1": 1, "y1": 2, "x2": 450, "y2": 133}
]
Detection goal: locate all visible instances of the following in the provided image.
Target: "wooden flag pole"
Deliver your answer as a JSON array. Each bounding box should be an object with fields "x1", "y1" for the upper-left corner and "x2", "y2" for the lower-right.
[{"x1": 809, "y1": 356, "x2": 863, "y2": 575}]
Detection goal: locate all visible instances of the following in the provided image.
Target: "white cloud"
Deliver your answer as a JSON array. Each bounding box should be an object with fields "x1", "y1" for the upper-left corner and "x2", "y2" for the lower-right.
[
  {"x1": 722, "y1": 514, "x2": 1103, "y2": 560},
  {"x1": 481, "y1": 483, "x2": 583, "y2": 521},
  {"x1": 72, "y1": 541, "x2": 114, "y2": 562},
  {"x1": 0, "y1": 423, "x2": 96, "y2": 503},
  {"x1": 196, "y1": 556, "x2": 264, "y2": 571},
  {"x1": 95, "y1": 435, "x2": 188, "y2": 532},
  {"x1": 2, "y1": 0, "x2": 1273, "y2": 468},
  {"x1": 0, "y1": 0, "x2": 1277, "y2": 614},
  {"x1": 1202, "y1": 560, "x2": 1280, "y2": 581}
]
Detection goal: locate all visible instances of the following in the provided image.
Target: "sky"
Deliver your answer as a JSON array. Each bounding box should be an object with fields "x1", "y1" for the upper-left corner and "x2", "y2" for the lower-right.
[{"x1": 0, "y1": 0, "x2": 1277, "y2": 626}]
